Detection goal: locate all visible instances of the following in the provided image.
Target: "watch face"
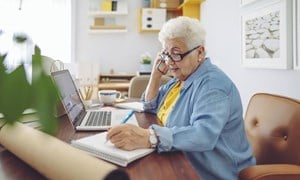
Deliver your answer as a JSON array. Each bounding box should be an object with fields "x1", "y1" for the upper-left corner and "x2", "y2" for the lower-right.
[
  {"x1": 149, "y1": 128, "x2": 158, "y2": 147},
  {"x1": 149, "y1": 129, "x2": 158, "y2": 146},
  {"x1": 150, "y1": 135, "x2": 158, "y2": 144}
]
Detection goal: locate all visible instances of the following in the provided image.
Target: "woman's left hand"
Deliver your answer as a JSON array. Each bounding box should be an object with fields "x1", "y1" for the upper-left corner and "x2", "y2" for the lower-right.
[{"x1": 106, "y1": 124, "x2": 151, "y2": 150}]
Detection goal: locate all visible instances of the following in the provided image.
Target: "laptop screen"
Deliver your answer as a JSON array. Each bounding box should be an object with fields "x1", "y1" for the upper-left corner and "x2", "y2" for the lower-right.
[{"x1": 51, "y1": 70, "x2": 85, "y2": 125}]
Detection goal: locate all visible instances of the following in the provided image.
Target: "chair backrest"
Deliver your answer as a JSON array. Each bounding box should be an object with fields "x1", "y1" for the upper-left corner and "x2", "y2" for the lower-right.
[
  {"x1": 128, "y1": 75, "x2": 172, "y2": 98},
  {"x1": 244, "y1": 93, "x2": 300, "y2": 165},
  {"x1": 40, "y1": 55, "x2": 66, "y2": 117},
  {"x1": 41, "y1": 55, "x2": 60, "y2": 75}
]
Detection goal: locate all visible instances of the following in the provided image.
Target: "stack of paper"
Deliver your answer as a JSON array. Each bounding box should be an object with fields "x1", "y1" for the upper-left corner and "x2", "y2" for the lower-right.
[
  {"x1": 71, "y1": 132, "x2": 154, "y2": 167},
  {"x1": 114, "y1": 102, "x2": 144, "y2": 112}
]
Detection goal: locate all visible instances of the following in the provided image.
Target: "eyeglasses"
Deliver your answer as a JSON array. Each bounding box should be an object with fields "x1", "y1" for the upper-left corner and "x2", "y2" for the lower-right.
[{"x1": 159, "y1": 45, "x2": 200, "y2": 62}]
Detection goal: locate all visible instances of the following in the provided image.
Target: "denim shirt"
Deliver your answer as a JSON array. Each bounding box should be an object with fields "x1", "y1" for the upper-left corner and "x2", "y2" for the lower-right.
[{"x1": 142, "y1": 58, "x2": 256, "y2": 180}]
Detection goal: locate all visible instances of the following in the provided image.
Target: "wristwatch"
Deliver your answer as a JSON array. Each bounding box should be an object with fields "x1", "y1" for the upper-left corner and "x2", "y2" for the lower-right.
[{"x1": 149, "y1": 128, "x2": 158, "y2": 148}]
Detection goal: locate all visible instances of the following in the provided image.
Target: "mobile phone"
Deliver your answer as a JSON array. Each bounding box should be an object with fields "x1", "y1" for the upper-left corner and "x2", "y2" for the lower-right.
[{"x1": 156, "y1": 60, "x2": 168, "y2": 75}]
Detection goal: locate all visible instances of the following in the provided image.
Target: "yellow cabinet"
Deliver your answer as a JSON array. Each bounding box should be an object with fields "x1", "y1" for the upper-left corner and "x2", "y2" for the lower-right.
[
  {"x1": 178, "y1": 0, "x2": 202, "y2": 19},
  {"x1": 138, "y1": 0, "x2": 203, "y2": 32},
  {"x1": 153, "y1": 0, "x2": 202, "y2": 19}
]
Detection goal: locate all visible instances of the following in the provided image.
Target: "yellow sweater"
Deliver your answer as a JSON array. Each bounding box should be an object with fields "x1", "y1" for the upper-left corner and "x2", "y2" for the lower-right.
[{"x1": 157, "y1": 81, "x2": 181, "y2": 126}]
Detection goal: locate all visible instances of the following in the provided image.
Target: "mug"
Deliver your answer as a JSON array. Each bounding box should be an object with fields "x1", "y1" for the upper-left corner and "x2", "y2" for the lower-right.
[{"x1": 98, "y1": 90, "x2": 121, "y2": 105}]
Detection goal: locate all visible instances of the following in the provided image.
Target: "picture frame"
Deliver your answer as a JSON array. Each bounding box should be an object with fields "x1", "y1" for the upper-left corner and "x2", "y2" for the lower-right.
[
  {"x1": 294, "y1": 0, "x2": 300, "y2": 69},
  {"x1": 241, "y1": 0, "x2": 293, "y2": 69},
  {"x1": 241, "y1": 0, "x2": 257, "y2": 6}
]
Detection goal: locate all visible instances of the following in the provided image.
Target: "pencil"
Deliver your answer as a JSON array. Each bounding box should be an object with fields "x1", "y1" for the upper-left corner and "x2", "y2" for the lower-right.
[{"x1": 120, "y1": 110, "x2": 135, "y2": 124}]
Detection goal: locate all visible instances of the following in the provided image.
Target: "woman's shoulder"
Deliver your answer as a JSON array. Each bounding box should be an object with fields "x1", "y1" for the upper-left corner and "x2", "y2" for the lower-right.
[{"x1": 193, "y1": 66, "x2": 235, "y2": 94}]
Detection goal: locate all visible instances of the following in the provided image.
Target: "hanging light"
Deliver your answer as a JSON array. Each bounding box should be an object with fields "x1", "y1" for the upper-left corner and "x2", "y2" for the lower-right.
[{"x1": 19, "y1": 0, "x2": 23, "y2": 10}]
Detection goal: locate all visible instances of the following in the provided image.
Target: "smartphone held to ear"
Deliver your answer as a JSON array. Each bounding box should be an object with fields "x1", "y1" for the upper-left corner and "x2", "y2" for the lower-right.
[{"x1": 156, "y1": 59, "x2": 169, "y2": 75}]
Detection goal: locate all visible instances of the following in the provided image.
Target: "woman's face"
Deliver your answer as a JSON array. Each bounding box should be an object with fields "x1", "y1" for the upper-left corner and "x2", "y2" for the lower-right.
[{"x1": 162, "y1": 39, "x2": 204, "y2": 81}]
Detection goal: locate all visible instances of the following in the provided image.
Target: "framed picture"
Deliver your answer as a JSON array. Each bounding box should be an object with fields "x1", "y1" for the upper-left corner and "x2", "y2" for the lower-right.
[
  {"x1": 294, "y1": 0, "x2": 300, "y2": 69},
  {"x1": 241, "y1": 0, "x2": 257, "y2": 6},
  {"x1": 241, "y1": 0, "x2": 293, "y2": 69}
]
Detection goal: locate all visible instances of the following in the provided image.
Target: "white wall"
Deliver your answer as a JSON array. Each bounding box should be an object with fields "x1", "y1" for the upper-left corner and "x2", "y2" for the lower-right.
[
  {"x1": 75, "y1": 0, "x2": 160, "y2": 75},
  {"x1": 201, "y1": 0, "x2": 300, "y2": 110},
  {"x1": 75, "y1": 0, "x2": 300, "y2": 110}
]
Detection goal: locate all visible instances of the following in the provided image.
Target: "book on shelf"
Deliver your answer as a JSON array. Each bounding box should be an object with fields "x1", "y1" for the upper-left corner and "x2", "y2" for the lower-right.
[
  {"x1": 101, "y1": 0, "x2": 112, "y2": 11},
  {"x1": 112, "y1": 1, "x2": 118, "y2": 11},
  {"x1": 71, "y1": 132, "x2": 154, "y2": 167}
]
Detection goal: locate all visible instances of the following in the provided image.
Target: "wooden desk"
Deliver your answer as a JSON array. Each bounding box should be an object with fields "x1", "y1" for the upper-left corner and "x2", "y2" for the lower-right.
[{"x1": 0, "y1": 112, "x2": 200, "y2": 180}]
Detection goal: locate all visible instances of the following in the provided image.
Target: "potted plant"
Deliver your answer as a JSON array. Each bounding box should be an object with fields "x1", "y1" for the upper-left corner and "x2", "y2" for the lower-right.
[
  {"x1": 0, "y1": 32, "x2": 129, "y2": 180},
  {"x1": 139, "y1": 52, "x2": 152, "y2": 72},
  {"x1": 0, "y1": 33, "x2": 60, "y2": 134}
]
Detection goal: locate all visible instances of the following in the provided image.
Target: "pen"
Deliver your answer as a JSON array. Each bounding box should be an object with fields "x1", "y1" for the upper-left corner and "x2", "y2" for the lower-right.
[
  {"x1": 104, "y1": 127, "x2": 112, "y2": 144},
  {"x1": 120, "y1": 110, "x2": 135, "y2": 124}
]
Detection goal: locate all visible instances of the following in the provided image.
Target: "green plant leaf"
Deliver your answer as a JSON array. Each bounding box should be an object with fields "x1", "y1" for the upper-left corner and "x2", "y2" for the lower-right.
[
  {"x1": 0, "y1": 46, "x2": 60, "y2": 134},
  {"x1": 0, "y1": 54, "x2": 7, "y2": 73},
  {"x1": 31, "y1": 73, "x2": 59, "y2": 134},
  {"x1": 30, "y1": 47, "x2": 60, "y2": 134},
  {"x1": 0, "y1": 64, "x2": 31, "y2": 122}
]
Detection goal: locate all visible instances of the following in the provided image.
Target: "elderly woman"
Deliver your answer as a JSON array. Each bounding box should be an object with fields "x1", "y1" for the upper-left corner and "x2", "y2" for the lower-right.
[{"x1": 107, "y1": 16, "x2": 255, "y2": 179}]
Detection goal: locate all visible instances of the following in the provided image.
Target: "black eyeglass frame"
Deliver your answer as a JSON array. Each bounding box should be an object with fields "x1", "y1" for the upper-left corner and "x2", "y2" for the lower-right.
[
  {"x1": 159, "y1": 45, "x2": 201, "y2": 62},
  {"x1": 156, "y1": 45, "x2": 201, "y2": 74}
]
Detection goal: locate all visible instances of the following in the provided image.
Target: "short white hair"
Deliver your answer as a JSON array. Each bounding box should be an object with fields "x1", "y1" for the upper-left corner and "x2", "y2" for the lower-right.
[{"x1": 158, "y1": 16, "x2": 206, "y2": 49}]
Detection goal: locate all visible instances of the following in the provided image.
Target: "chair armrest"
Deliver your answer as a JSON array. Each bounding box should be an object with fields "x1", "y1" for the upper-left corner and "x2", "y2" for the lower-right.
[{"x1": 239, "y1": 164, "x2": 300, "y2": 180}]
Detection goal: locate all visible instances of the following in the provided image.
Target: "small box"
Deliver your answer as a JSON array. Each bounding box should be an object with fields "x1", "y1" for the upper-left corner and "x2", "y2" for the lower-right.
[{"x1": 94, "y1": 18, "x2": 104, "y2": 26}]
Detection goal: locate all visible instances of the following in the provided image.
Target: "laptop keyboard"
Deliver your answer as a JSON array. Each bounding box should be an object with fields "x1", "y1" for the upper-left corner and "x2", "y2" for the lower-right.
[{"x1": 86, "y1": 111, "x2": 112, "y2": 126}]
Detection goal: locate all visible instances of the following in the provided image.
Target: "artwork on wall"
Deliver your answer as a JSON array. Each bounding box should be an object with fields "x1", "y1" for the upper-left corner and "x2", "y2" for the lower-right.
[
  {"x1": 241, "y1": 0, "x2": 257, "y2": 6},
  {"x1": 294, "y1": 0, "x2": 300, "y2": 69},
  {"x1": 241, "y1": 0, "x2": 293, "y2": 69}
]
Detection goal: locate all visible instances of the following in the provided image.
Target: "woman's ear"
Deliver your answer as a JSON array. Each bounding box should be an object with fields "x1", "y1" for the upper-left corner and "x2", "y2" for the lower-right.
[
  {"x1": 199, "y1": 46, "x2": 205, "y2": 54},
  {"x1": 197, "y1": 46, "x2": 205, "y2": 59}
]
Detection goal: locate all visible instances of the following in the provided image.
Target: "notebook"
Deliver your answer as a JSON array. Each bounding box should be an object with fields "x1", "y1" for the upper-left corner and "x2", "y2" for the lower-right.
[
  {"x1": 114, "y1": 102, "x2": 144, "y2": 112},
  {"x1": 71, "y1": 132, "x2": 154, "y2": 167},
  {"x1": 51, "y1": 70, "x2": 137, "y2": 131}
]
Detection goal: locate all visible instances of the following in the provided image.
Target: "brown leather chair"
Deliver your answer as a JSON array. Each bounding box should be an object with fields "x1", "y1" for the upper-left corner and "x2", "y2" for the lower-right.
[{"x1": 239, "y1": 93, "x2": 300, "y2": 180}]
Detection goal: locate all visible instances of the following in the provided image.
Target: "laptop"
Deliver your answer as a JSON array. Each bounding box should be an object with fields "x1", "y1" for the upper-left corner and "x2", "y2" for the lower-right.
[{"x1": 51, "y1": 69, "x2": 135, "y2": 131}]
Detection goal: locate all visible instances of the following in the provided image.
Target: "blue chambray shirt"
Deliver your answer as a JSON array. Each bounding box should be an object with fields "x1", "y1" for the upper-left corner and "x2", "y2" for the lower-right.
[{"x1": 142, "y1": 58, "x2": 256, "y2": 180}]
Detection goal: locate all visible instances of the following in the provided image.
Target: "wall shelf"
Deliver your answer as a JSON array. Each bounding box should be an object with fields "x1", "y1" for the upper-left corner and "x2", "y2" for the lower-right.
[
  {"x1": 88, "y1": 0, "x2": 128, "y2": 33},
  {"x1": 88, "y1": 11, "x2": 128, "y2": 17},
  {"x1": 88, "y1": 29, "x2": 128, "y2": 34}
]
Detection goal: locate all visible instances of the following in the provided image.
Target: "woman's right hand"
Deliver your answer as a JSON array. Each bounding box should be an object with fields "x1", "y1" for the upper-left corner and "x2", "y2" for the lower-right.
[
  {"x1": 152, "y1": 53, "x2": 169, "y2": 76},
  {"x1": 144, "y1": 52, "x2": 167, "y2": 101}
]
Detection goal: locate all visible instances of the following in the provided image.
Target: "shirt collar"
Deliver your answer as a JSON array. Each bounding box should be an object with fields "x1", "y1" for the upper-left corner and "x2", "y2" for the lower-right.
[{"x1": 181, "y1": 57, "x2": 212, "y2": 90}]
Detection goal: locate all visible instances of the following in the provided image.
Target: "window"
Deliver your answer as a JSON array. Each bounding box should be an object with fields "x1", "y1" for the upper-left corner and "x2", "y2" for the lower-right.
[{"x1": 0, "y1": 0, "x2": 72, "y2": 65}]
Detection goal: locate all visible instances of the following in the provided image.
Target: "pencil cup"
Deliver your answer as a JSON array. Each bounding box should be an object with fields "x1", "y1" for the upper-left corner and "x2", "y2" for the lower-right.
[
  {"x1": 98, "y1": 90, "x2": 121, "y2": 105},
  {"x1": 83, "y1": 99, "x2": 93, "y2": 109}
]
